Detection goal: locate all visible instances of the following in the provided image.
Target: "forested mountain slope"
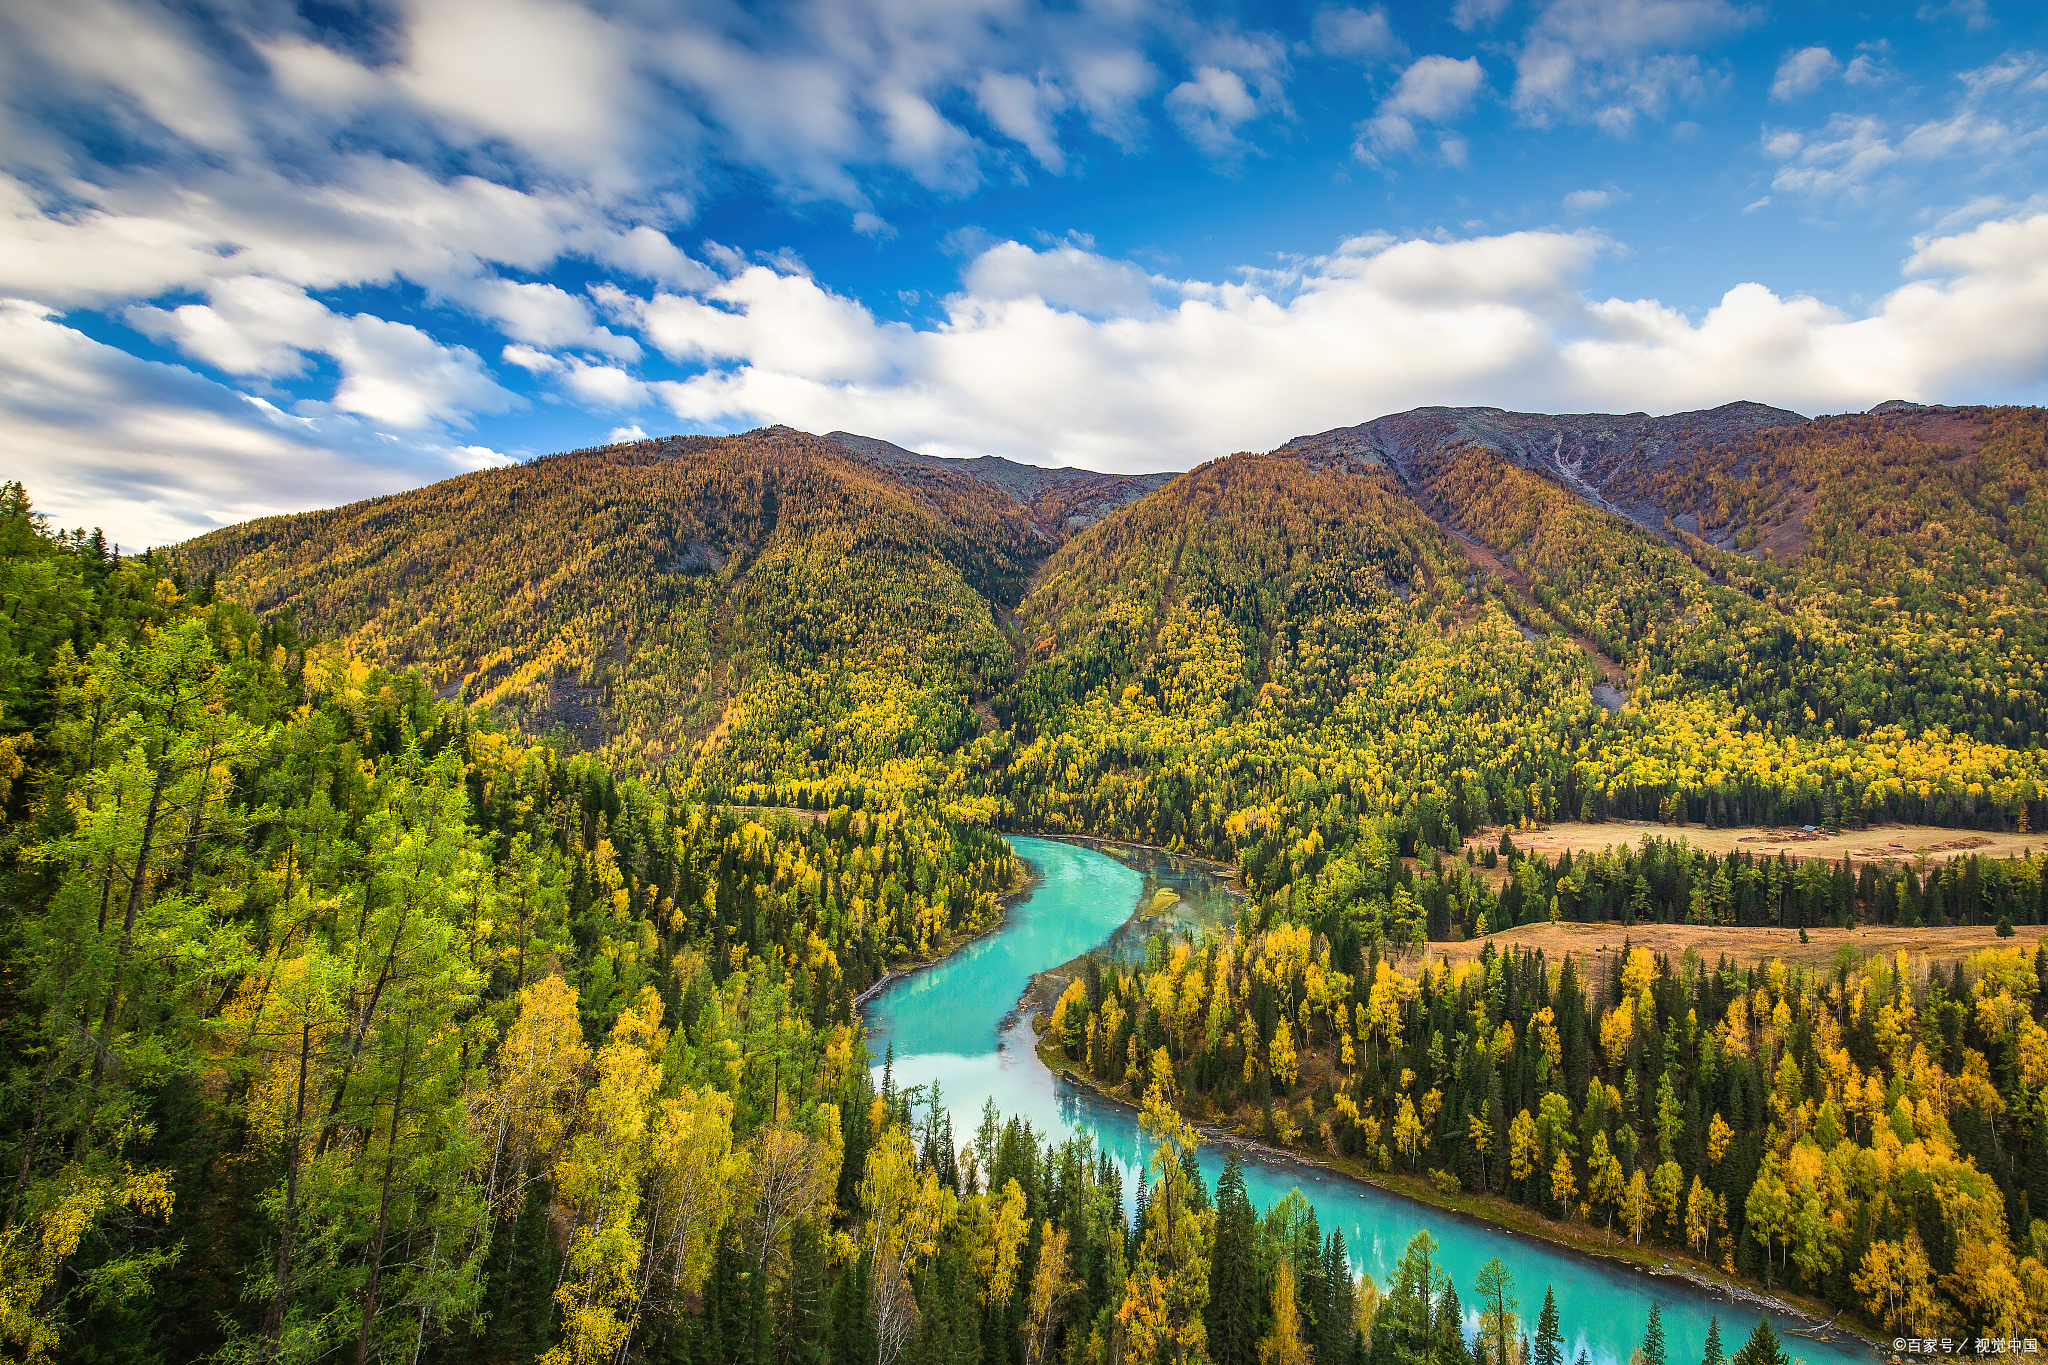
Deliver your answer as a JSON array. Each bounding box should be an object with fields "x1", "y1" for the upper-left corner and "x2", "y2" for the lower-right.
[
  {"x1": 0, "y1": 487, "x2": 1022, "y2": 1361},
  {"x1": 174, "y1": 403, "x2": 2048, "y2": 872},
  {"x1": 176, "y1": 428, "x2": 1044, "y2": 781}
]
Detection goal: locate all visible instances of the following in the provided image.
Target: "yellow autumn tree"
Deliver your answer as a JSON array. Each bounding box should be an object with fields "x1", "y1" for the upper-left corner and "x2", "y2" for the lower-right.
[
  {"x1": 640, "y1": 1085, "x2": 746, "y2": 1311},
  {"x1": 543, "y1": 988, "x2": 666, "y2": 1365},
  {"x1": 1270, "y1": 1018, "x2": 1299, "y2": 1088},
  {"x1": 1118, "y1": 1088, "x2": 1215, "y2": 1365},
  {"x1": 1021, "y1": 1221, "x2": 1081, "y2": 1365},
  {"x1": 967, "y1": 1178, "x2": 1030, "y2": 1306},
  {"x1": 1257, "y1": 1262, "x2": 1312, "y2": 1365}
]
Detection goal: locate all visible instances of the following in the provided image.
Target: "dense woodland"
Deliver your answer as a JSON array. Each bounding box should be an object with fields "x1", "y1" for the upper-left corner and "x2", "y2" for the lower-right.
[
  {"x1": 1050, "y1": 926, "x2": 2048, "y2": 1335},
  {"x1": 8, "y1": 403, "x2": 2048, "y2": 1356},
  {"x1": 0, "y1": 483, "x2": 1822, "y2": 1365}
]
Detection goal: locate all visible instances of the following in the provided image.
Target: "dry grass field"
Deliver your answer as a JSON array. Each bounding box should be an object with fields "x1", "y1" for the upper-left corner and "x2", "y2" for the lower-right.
[
  {"x1": 1402, "y1": 919, "x2": 2047, "y2": 973},
  {"x1": 1465, "y1": 819, "x2": 2040, "y2": 868}
]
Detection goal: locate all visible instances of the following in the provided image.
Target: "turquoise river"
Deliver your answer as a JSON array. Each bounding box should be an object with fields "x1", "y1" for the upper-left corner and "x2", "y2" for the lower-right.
[{"x1": 863, "y1": 836, "x2": 1872, "y2": 1365}]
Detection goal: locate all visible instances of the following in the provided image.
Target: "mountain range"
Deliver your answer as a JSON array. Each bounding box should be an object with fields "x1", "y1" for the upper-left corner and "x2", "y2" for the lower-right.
[{"x1": 174, "y1": 398, "x2": 2048, "y2": 845}]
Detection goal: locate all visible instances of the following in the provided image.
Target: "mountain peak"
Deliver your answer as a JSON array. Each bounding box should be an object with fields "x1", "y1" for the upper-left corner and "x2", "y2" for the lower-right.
[
  {"x1": 820, "y1": 430, "x2": 1178, "y2": 541},
  {"x1": 1269, "y1": 400, "x2": 1810, "y2": 536}
]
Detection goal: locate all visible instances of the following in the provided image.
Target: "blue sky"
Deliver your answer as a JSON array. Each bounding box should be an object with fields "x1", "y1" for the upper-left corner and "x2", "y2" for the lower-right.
[{"x1": 4, "y1": 0, "x2": 2046, "y2": 545}]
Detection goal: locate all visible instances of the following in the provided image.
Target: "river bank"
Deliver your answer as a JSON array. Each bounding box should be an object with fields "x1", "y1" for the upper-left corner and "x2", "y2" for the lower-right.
[
  {"x1": 864, "y1": 835, "x2": 1881, "y2": 1365},
  {"x1": 1007, "y1": 838, "x2": 1882, "y2": 1356},
  {"x1": 851, "y1": 852, "x2": 1039, "y2": 1008},
  {"x1": 1031, "y1": 1025, "x2": 1877, "y2": 1353}
]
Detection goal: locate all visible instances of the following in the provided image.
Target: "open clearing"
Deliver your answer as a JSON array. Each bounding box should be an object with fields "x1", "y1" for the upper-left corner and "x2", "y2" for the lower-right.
[
  {"x1": 1464, "y1": 819, "x2": 2040, "y2": 868},
  {"x1": 1403, "y1": 919, "x2": 2048, "y2": 973}
]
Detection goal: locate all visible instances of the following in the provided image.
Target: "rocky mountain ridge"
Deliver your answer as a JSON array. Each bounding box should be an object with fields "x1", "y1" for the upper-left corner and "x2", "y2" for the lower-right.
[
  {"x1": 821, "y1": 429, "x2": 1178, "y2": 543},
  {"x1": 1267, "y1": 400, "x2": 1809, "y2": 536}
]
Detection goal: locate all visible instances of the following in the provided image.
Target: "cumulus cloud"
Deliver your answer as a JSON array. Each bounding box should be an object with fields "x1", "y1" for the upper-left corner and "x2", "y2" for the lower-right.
[
  {"x1": 961, "y1": 240, "x2": 1160, "y2": 315},
  {"x1": 128, "y1": 278, "x2": 522, "y2": 428},
  {"x1": 2, "y1": 300, "x2": 507, "y2": 545},
  {"x1": 555, "y1": 214, "x2": 2048, "y2": 474},
  {"x1": 1164, "y1": 31, "x2": 1290, "y2": 161},
  {"x1": 1770, "y1": 47, "x2": 1839, "y2": 101},
  {"x1": 1358, "y1": 56, "x2": 1486, "y2": 165}
]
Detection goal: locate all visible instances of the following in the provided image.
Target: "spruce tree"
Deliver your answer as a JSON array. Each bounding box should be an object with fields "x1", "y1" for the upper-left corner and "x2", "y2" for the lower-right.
[
  {"x1": 1432, "y1": 1280, "x2": 1470, "y2": 1365},
  {"x1": 1326, "y1": 1230, "x2": 1357, "y2": 1364},
  {"x1": 1730, "y1": 1318, "x2": 1787, "y2": 1365},
  {"x1": 1206, "y1": 1153, "x2": 1261, "y2": 1365},
  {"x1": 1701, "y1": 1316, "x2": 1725, "y2": 1365},
  {"x1": 1533, "y1": 1286, "x2": 1562, "y2": 1365},
  {"x1": 1641, "y1": 1303, "x2": 1667, "y2": 1365}
]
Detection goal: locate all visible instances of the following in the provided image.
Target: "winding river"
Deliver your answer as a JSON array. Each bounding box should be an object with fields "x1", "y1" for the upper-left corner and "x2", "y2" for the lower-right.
[{"x1": 864, "y1": 837, "x2": 1869, "y2": 1365}]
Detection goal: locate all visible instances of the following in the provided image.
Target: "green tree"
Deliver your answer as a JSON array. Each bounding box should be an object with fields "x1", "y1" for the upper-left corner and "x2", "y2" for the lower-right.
[
  {"x1": 1532, "y1": 1286, "x2": 1562, "y2": 1365},
  {"x1": 1472, "y1": 1257, "x2": 1517, "y2": 1365},
  {"x1": 1729, "y1": 1319, "x2": 1786, "y2": 1365},
  {"x1": 1639, "y1": 1303, "x2": 1666, "y2": 1365}
]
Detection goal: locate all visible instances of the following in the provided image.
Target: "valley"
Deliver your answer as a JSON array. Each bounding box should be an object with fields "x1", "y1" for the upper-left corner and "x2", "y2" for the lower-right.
[{"x1": 7, "y1": 395, "x2": 2048, "y2": 1362}]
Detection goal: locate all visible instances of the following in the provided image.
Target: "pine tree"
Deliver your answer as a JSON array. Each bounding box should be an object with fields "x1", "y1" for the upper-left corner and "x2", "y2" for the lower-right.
[
  {"x1": 1730, "y1": 1318, "x2": 1787, "y2": 1365},
  {"x1": 1533, "y1": 1286, "x2": 1562, "y2": 1365},
  {"x1": 1207, "y1": 1154, "x2": 1262, "y2": 1365},
  {"x1": 1640, "y1": 1303, "x2": 1667, "y2": 1365},
  {"x1": 1701, "y1": 1316, "x2": 1725, "y2": 1365}
]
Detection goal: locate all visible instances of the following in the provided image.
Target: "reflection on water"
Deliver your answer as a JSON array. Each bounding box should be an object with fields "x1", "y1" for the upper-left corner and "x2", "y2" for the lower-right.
[
  {"x1": 1061, "y1": 837, "x2": 1243, "y2": 966},
  {"x1": 865, "y1": 837, "x2": 1867, "y2": 1365}
]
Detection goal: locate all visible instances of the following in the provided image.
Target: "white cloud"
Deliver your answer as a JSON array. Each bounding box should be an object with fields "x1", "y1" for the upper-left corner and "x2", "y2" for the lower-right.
[
  {"x1": 1765, "y1": 56, "x2": 2048, "y2": 208},
  {"x1": 577, "y1": 213, "x2": 2048, "y2": 476},
  {"x1": 452, "y1": 279, "x2": 641, "y2": 362},
  {"x1": 1, "y1": 299, "x2": 508, "y2": 545},
  {"x1": 1358, "y1": 56, "x2": 1486, "y2": 164},
  {"x1": 0, "y1": 0, "x2": 1279, "y2": 453},
  {"x1": 1917, "y1": 0, "x2": 1994, "y2": 34},
  {"x1": 1563, "y1": 187, "x2": 1629, "y2": 213},
  {"x1": 608, "y1": 424, "x2": 649, "y2": 443},
  {"x1": 1450, "y1": 0, "x2": 1514, "y2": 32},
  {"x1": 1166, "y1": 68, "x2": 1262, "y2": 155},
  {"x1": 852, "y1": 211, "x2": 899, "y2": 240},
  {"x1": 1164, "y1": 31, "x2": 1290, "y2": 161},
  {"x1": 560, "y1": 361, "x2": 650, "y2": 408},
  {"x1": 1313, "y1": 8, "x2": 1405, "y2": 61},
  {"x1": 1513, "y1": 0, "x2": 1749, "y2": 131},
  {"x1": 975, "y1": 71, "x2": 1071, "y2": 171},
  {"x1": 1844, "y1": 49, "x2": 1894, "y2": 87},
  {"x1": 128, "y1": 278, "x2": 522, "y2": 428},
  {"x1": 961, "y1": 240, "x2": 1159, "y2": 315},
  {"x1": 1766, "y1": 116, "x2": 1899, "y2": 202},
  {"x1": 1770, "y1": 47, "x2": 1839, "y2": 101}
]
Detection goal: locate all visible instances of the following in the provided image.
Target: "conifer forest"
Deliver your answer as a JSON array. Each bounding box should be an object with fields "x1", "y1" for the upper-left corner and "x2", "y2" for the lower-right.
[{"x1": 8, "y1": 402, "x2": 2048, "y2": 1361}]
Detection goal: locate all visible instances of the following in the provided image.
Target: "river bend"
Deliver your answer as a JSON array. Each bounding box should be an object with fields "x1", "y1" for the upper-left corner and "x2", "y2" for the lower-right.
[{"x1": 863, "y1": 836, "x2": 1866, "y2": 1365}]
